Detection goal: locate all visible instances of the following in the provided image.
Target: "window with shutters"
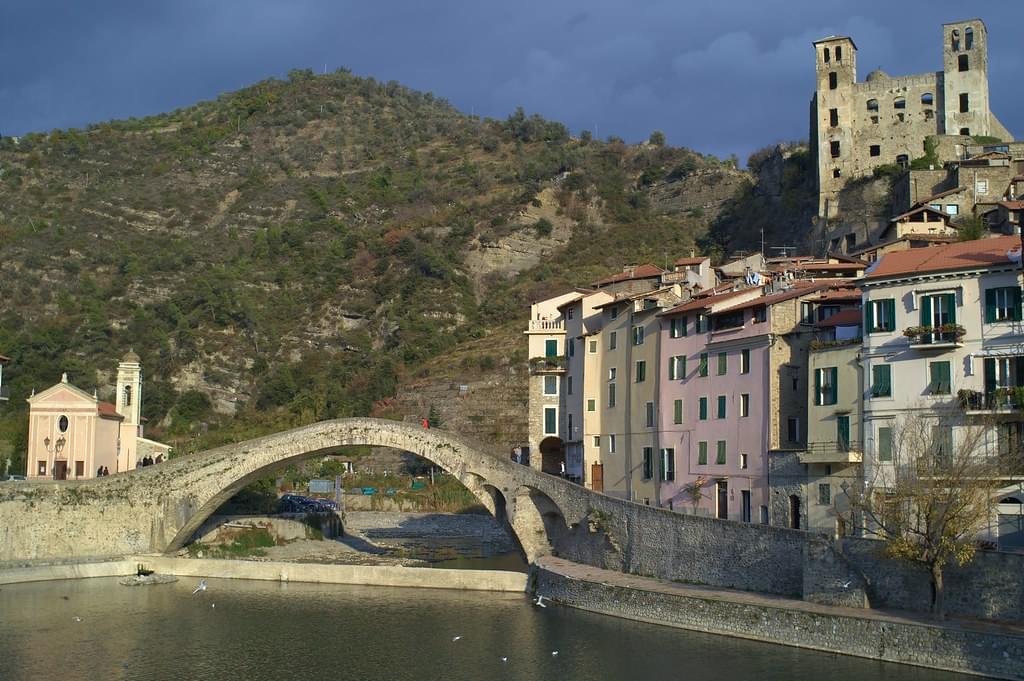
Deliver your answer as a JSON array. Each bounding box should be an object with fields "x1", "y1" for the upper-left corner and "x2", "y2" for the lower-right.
[
  {"x1": 698, "y1": 353, "x2": 709, "y2": 377},
  {"x1": 660, "y1": 448, "x2": 675, "y2": 481},
  {"x1": 544, "y1": 407, "x2": 557, "y2": 435},
  {"x1": 871, "y1": 364, "x2": 892, "y2": 398},
  {"x1": 866, "y1": 299, "x2": 896, "y2": 333},
  {"x1": 545, "y1": 339, "x2": 558, "y2": 357},
  {"x1": 716, "y1": 440, "x2": 727, "y2": 465},
  {"x1": 673, "y1": 399, "x2": 683, "y2": 424},
  {"x1": 752, "y1": 306, "x2": 767, "y2": 323},
  {"x1": 669, "y1": 316, "x2": 687, "y2": 338},
  {"x1": 716, "y1": 395, "x2": 727, "y2": 419},
  {"x1": 695, "y1": 314, "x2": 709, "y2": 333},
  {"x1": 645, "y1": 401, "x2": 655, "y2": 428},
  {"x1": 668, "y1": 355, "x2": 686, "y2": 380},
  {"x1": 919, "y1": 293, "x2": 957, "y2": 334},
  {"x1": 543, "y1": 375, "x2": 558, "y2": 395},
  {"x1": 837, "y1": 415, "x2": 851, "y2": 451},
  {"x1": 983, "y1": 357, "x2": 1024, "y2": 404},
  {"x1": 697, "y1": 441, "x2": 708, "y2": 465},
  {"x1": 877, "y1": 426, "x2": 893, "y2": 462},
  {"x1": 740, "y1": 348, "x2": 750, "y2": 374},
  {"x1": 635, "y1": 360, "x2": 646, "y2": 383},
  {"x1": 698, "y1": 397, "x2": 708, "y2": 421},
  {"x1": 632, "y1": 325, "x2": 644, "y2": 345},
  {"x1": 587, "y1": 399, "x2": 596, "y2": 412},
  {"x1": 985, "y1": 287, "x2": 1022, "y2": 323},
  {"x1": 642, "y1": 447, "x2": 654, "y2": 480},
  {"x1": 932, "y1": 426, "x2": 953, "y2": 469},
  {"x1": 717, "y1": 352, "x2": 727, "y2": 375},
  {"x1": 815, "y1": 367, "x2": 838, "y2": 405},
  {"x1": 930, "y1": 361, "x2": 952, "y2": 395}
]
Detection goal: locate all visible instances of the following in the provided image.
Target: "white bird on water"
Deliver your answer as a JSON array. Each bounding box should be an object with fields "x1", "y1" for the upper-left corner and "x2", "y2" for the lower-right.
[
  {"x1": 72, "y1": 616, "x2": 82, "y2": 622},
  {"x1": 500, "y1": 657, "x2": 508, "y2": 663},
  {"x1": 192, "y1": 579, "x2": 207, "y2": 595},
  {"x1": 451, "y1": 635, "x2": 462, "y2": 642},
  {"x1": 840, "y1": 579, "x2": 853, "y2": 589},
  {"x1": 533, "y1": 595, "x2": 549, "y2": 608},
  {"x1": 551, "y1": 651, "x2": 559, "y2": 657}
]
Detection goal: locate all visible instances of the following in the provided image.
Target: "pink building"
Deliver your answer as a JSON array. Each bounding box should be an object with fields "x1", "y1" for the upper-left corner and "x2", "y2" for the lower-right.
[{"x1": 658, "y1": 281, "x2": 839, "y2": 523}]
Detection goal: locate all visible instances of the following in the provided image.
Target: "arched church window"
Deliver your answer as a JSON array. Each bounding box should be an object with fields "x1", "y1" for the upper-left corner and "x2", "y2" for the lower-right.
[
  {"x1": 866, "y1": 99, "x2": 879, "y2": 112},
  {"x1": 965, "y1": 27, "x2": 974, "y2": 50},
  {"x1": 951, "y1": 29, "x2": 960, "y2": 51},
  {"x1": 123, "y1": 385, "x2": 132, "y2": 408},
  {"x1": 894, "y1": 98, "x2": 906, "y2": 110}
]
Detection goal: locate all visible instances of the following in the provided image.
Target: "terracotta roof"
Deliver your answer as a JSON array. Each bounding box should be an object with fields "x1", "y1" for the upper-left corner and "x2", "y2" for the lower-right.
[
  {"x1": 0, "y1": 354, "x2": 9, "y2": 364},
  {"x1": 815, "y1": 309, "x2": 862, "y2": 328},
  {"x1": 864, "y1": 235, "x2": 1023, "y2": 280},
  {"x1": 848, "y1": 234, "x2": 957, "y2": 255},
  {"x1": 674, "y1": 256, "x2": 708, "y2": 266},
  {"x1": 715, "y1": 281, "x2": 832, "y2": 314},
  {"x1": 660, "y1": 287, "x2": 758, "y2": 315},
  {"x1": 806, "y1": 288, "x2": 862, "y2": 303},
  {"x1": 591, "y1": 264, "x2": 664, "y2": 287},
  {"x1": 97, "y1": 402, "x2": 124, "y2": 420},
  {"x1": 890, "y1": 205, "x2": 950, "y2": 223},
  {"x1": 999, "y1": 201, "x2": 1024, "y2": 210}
]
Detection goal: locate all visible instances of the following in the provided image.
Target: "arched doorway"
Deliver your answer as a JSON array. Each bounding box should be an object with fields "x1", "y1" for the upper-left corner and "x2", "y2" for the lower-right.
[{"x1": 538, "y1": 436, "x2": 565, "y2": 476}]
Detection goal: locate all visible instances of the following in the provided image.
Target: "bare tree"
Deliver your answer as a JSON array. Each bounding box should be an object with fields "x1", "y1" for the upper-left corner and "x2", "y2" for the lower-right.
[{"x1": 843, "y1": 410, "x2": 1005, "y2": 619}]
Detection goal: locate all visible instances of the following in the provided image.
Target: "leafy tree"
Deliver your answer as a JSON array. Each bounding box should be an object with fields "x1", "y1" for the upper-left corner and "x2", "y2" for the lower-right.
[
  {"x1": 427, "y1": 404, "x2": 444, "y2": 429},
  {"x1": 648, "y1": 130, "x2": 666, "y2": 147},
  {"x1": 956, "y1": 216, "x2": 987, "y2": 241}
]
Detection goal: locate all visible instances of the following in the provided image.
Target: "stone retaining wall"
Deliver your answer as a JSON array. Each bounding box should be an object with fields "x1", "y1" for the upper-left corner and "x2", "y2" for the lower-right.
[{"x1": 535, "y1": 565, "x2": 1024, "y2": 681}]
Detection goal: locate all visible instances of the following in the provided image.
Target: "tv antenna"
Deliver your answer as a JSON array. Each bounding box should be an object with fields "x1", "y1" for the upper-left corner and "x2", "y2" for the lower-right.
[{"x1": 770, "y1": 246, "x2": 796, "y2": 258}]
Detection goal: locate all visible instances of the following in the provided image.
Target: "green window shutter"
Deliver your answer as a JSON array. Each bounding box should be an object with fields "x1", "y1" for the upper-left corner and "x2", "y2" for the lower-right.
[
  {"x1": 865, "y1": 301, "x2": 875, "y2": 333},
  {"x1": 837, "y1": 415, "x2": 850, "y2": 448},
  {"x1": 984, "y1": 358, "x2": 997, "y2": 396},
  {"x1": 985, "y1": 289, "x2": 997, "y2": 323},
  {"x1": 699, "y1": 353, "x2": 708, "y2": 377},
  {"x1": 717, "y1": 395, "x2": 726, "y2": 418},
  {"x1": 920, "y1": 295, "x2": 932, "y2": 327},
  {"x1": 885, "y1": 299, "x2": 895, "y2": 331},
  {"x1": 944, "y1": 293, "x2": 956, "y2": 324},
  {"x1": 814, "y1": 369, "x2": 822, "y2": 406},
  {"x1": 698, "y1": 441, "x2": 707, "y2": 465},
  {"x1": 699, "y1": 397, "x2": 708, "y2": 420},
  {"x1": 666, "y1": 449, "x2": 675, "y2": 481},
  {"x1": 680, "y1": 356, "x2": 687, "y2": 378},
  {"x1": 939, "y1": 362, "x2": 951, "y2": 393},
  {"x1": 668, "y1": 358, "x2": 675, "y2": 381},
  {"x1": 545, "y1": 339, "x2": 557, "y2": 357},
  {"x1": 877, "y1": 427, "x2": 892, "y2": 462},
  {"x1": 718, "y1": 353, "x2": 727, "y2": 375},
  {"x1": 828, "y1": 367, "x2": 838, "y2": 405},
  {"x1": 674, "y1": 399, "x2": 683, "y2": 424},
  {"x1": 682, "y1": 315, "x2": 688, "y2": 336},
  {"x1": 716, "y1": 440, "x2": 726, "y2": 465}
]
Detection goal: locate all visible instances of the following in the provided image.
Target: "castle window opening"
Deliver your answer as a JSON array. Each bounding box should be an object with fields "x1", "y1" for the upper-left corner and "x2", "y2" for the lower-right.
[
  {"x1": 896, "y1": 154, "x2": 909, "y2": 169},
  {"x1": 965, "y1": 27, "x2": 974, "y2": 50},
  {"x1": 828, "y1": 108, "x2": 839, "y2": 127},
  {"x1": 958, "y1": 54, "x2": 969, "y2": 72},
  {"x1": 951, "y1": 29, "x2": 960, "y2": 51},
  {"x1": 830, "y1": 140, "x2": 840, "y2": 158},
  {"x1": 921, "y1": 92, "x2": 934, "y2": 106},
  {"x1": 959, "y1": 93, "x2": 969, "y2": 113},
  {"x1": 832, "y1": 168, "x2": 841, "y2": 178},
  {"x1": 866, "y1": 99, "x2": 878, "y2": 112},
  {"x1": 960, "y1": 128, "x2": 970, "y2": 136},
  {"x1": 828, "y1": 72, "x2": 837, "y2": 89},
  {"x1": 835, "y1": 46, "x2": 842, "y2": 60},
  {"x1": 869, "y1": 145, "x2": 880, "y2": 157},
  {"x1": 897, "y1": 113, "x2": 905, "y2": 123},
  {"x1": 870, "y1": 115, "x2": 879, "y2": 125},
  {"x1": 823, "y1": 47, "x2": 830, "y2": 63},
  {"x1": 893, "y1": 97, "x2": 906, "y2": 110},
  {"x1": 924, "y1": 109, "x2": 934, "y2": 121}
]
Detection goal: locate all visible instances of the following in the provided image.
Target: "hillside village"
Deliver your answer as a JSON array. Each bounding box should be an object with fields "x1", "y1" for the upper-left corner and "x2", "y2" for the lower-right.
[{"x1": 525, "y1": 18, "x2": 1023, "y2": 551}]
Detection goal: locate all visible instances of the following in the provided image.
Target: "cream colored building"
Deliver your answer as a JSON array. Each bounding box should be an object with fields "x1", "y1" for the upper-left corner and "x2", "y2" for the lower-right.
[{"x1": 26, "y1": 352, "x2": 170, "y2": 480}]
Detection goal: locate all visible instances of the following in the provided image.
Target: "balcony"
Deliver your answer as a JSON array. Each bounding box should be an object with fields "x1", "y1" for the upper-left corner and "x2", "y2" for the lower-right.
[
  {"x1": 903, "y1": 324, "x2": 965, "y2": 350},
  {"x1": 799, "y1": 441, "x2": 863, "y2": 464},
  {"x1": 527, "y1": 319, "x2": 565, "y2": 333},
  {"x1": 529, "y1": 355, "x2": 567, "y2": 375},
  {"x1": 958, "y1": 388, "x2": 1024, "y2": 416}
]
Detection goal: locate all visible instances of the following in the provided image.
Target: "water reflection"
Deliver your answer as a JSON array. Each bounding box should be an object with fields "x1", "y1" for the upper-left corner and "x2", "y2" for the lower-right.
[{"x1": 0, "y1": 577, "x2": 974, "y2": 681}]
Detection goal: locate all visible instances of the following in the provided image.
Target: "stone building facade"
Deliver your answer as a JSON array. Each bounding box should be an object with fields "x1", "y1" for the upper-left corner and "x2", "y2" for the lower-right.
[{"x1": 812, "y1": 19, "x2": 1013, "y2": 220}]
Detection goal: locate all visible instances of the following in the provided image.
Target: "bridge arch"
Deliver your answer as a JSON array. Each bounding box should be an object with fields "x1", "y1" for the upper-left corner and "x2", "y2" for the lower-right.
[{"x1": 159, "y1": 419, "x2": 570, "y2": 562}]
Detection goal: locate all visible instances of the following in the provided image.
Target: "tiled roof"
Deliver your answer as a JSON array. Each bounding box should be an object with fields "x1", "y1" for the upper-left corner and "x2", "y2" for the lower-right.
[
  {"x1": 890, "y1": 205, "x2": 950, "y2": 223},
  {"x1": 815, "y1": 309, "x2": 862, "y2": 328},
  {"x1": 591, "y1": 264, "x2": 664, "y2": 287},
  {"x1": 97, "y1": 402, "x2": 124, "y2": 420},
  {"x1": 998, "y1": 201, "x2": 1024, "y2": 210},
  {"x1": 864, "y1": 235, "x2": 1022, "y2": 280},
  {"x1": 715, "y1": 281, "x2": 832, "y2": 314},
  {"x1": 791, "y1": 262, "x2": 866, "y2": 272},
  {"x1": 660, "y1": 287, "x2": 758, "y2": 315},
  {"x1": 0, "y1": 354, "x2": 9, "y2": 363},
  {"x1": 674, "y1": 256, "x2": 708, "y2": 266},
  {"x1": 806, "y1": 287, "x2": 862, "y2": 303}
]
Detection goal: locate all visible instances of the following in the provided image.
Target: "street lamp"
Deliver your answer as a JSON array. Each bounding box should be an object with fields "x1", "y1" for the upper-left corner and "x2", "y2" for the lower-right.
[{"x1": 43, "y1": 435, "x2": 67, "y2": 479}]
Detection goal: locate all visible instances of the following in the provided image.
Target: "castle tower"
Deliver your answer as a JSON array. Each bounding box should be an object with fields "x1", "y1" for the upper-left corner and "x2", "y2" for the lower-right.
[
  {"x1": 115, "y1": 350, "x2": 142, "y2": 469},
  {"x1": 941, "y1": 19, "x2": 991, "y2": 138},
  {"x1": 812, "y1": 36, "x2": 858, "y2": 219}
]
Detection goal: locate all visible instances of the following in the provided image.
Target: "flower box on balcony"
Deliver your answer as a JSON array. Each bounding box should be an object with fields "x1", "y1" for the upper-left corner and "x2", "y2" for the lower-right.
[{"x1": 903, "y1": 324, "x2": 966, "y2": 346}]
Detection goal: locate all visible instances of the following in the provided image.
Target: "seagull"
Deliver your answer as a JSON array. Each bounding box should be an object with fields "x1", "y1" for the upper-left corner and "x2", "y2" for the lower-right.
[
  {"x1": 192, "y1": 579, "x2": 207, "y2": 595},
  {"x1": 840, "y1": 579, "x2": 853, "y2": 589},
  {"x1": 211, "y1": 603, "x2": 216, "y2": 609},
  {"x1": 551, "y1": 651, "x2": 559, "y2": 657},
  {"x1": 533, "y1": 595, "x2": 548, "y2": 608},
  {"x1": 500, "y1": 657, "x2": 508, "y2": 663},
  {"x1": 72, "y1": 616, "x2": 82, "y2": 622},
  {"x1": 451, "y1": 635, "x2": 462, "y2": 642}
]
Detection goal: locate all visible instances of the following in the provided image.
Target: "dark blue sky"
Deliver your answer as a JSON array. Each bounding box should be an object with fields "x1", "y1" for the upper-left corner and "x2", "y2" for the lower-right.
[{"x1": 2, "y1": 1, "x2": 1020, "y2": 162}]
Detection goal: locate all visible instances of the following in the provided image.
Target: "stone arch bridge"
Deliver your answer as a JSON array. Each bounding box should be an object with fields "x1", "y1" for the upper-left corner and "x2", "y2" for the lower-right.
[{"x1": 0, "y1": 419, "x2": 861, "y2": 607}]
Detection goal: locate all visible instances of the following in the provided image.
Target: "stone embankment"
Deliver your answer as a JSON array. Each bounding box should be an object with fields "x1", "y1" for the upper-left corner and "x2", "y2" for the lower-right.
[{"x1": 534, "y1": 556, "x2": 1024, "y2": 681}]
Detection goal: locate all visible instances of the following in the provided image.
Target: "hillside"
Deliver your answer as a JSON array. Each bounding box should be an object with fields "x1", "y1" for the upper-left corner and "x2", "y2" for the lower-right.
[{"x1": 0, "y1": 68, "x2": 773, "y2": 468}]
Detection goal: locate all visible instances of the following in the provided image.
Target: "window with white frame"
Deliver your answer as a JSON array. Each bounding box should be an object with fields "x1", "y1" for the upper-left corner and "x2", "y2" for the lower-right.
[
  {"x1": 607, "y1": 382, "x2": 616, "y2": 408},
  {"x1": 660, "y1": 448, "x2": 675, "y2": 481},
  {"x1": 588, "y1": 339, "x2": 597, "y2": 353},
  {"x1": 814, "y1": 367, "x2": 838, "y2": 405},
  {"x1": 668, "y1": 355, "x2": 686, "y2": 380},
  {"x1": 609, "y1": 434, "x2": 616, "y2": 453},
  {"x1": 544, "y1": 407, "x2": 557, "y2": 435},
  {"x1": 740, "y1": 393, "x2": 750, "y2": 417},
  {"x1": 607, "y1": 331, "x2": 617, "y2": 350},
  {"x1": 632, "y1": 325, "x2": 644, "y2": 345},
  {"x1": 986, "y1": 287, "x2": 1022, "y2": 323},
  {"x1": 976, "y1": 179, "x2": 988, "y2": 195}
]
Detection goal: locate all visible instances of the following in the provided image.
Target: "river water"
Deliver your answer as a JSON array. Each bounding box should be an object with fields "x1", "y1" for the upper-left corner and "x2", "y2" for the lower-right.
[{"x1": 0, "y1": 576, "x2": 974, "y2": 681}]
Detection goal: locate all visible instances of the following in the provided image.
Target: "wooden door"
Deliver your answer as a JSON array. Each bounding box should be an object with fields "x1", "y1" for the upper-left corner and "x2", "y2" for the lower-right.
[
  {"x1": 54, "y1": 461, "x2": 68, "y2": 480},
  {"x1": 716, "y1": 480, "x2": 728, "y2": 519},
  {"x1": 591, "y1": 463, "x2": 604, "y2": 492}
]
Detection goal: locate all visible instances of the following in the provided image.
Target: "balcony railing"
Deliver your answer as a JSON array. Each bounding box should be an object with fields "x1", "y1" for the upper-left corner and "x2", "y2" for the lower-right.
[
  {"x1": 799, "y1": 440, "x2": 863, "y2": 464},
  {"x1": 958, "y1": 388, "x2": 1024, "y2": 413},
  {"x1": 903, "y1": 324, "x2": 966, "y2": 348},
  {"x1": 529, "y1": 355, "x2": 567, "y2": 373},
  {"x1": 527, "y1": 319, "x2": 565, "y2": 332}
]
